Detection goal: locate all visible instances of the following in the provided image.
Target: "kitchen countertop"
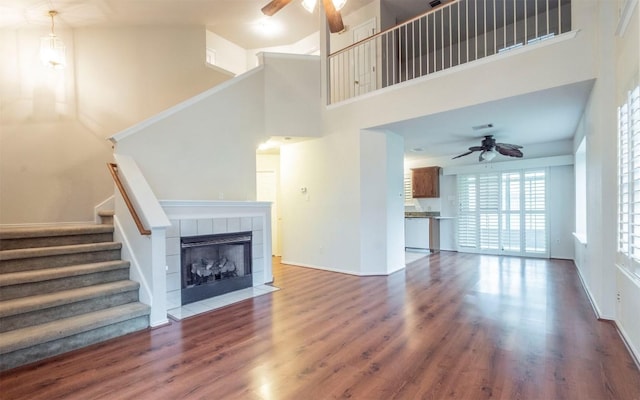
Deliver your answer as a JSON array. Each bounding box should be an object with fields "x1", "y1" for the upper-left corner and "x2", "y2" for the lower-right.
[
  {"x1": 405, "y1": 212, "x2": 455, "y2": 219},
  {"x1": 405, "y1": 211, "x2": 440, "y2": 218}
]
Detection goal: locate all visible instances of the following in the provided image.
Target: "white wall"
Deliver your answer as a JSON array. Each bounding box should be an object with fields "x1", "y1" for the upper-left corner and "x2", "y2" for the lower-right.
[
  {"x1": 0, "y1": 25, "x2": 233, "y2": 225},
  {"x1": 75, "y1": 26, "x2": 231, "y2": 139},
  {"x1": 113, "y1": 54, "x2": 322, "y2": 203},
  {"x1": 0, "y1": 28, "x2": 111, "y2": 224},
  {"x1": 280, "y1": 132, "x2": 362, "y2": 274},
  {"x1": 206, "y1": 30, "x2": 248, "y2": 75},
  {"x1": 548, "y1": 165, "x2": 575, "y2": 260},
  {"x1": 248, "y1": 32, "x2": 321, "y2": 69},
  {"x1": 257, "y1": 154, "x2": 281, "y2": 256},
  {"x1": 0, "y1": 121, "x2": 113, "y2": 224},
  {"x1": 360, "y1": 129, "x2": 405, "y2": 275},
  {"x1": 571, "y1": 0, "x2": 619, "y2": 320},
  {"x1": 262, "y1": 53, "x2": 322, "y2": 139},
  {"x1": 114, "y1": 69, "x2": 266, "y2": 201},
  {"x1": 438, "y1": 174, "x2": 458, "y2": 251}
]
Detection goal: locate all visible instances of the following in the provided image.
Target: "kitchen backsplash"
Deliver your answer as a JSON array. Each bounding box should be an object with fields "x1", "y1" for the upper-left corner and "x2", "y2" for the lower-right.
[{"x1": 405, "y1": 197, "x2": 442, "y2": 212}]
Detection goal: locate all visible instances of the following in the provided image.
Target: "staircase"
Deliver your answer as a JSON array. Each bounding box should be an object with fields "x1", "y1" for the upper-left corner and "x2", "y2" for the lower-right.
[{"x1": 0, "y1": 212, "x2": 150, "y2": 371}]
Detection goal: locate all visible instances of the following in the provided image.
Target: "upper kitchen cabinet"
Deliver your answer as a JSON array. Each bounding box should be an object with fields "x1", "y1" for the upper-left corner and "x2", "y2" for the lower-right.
[{"x1": 412, "y1": 166, "x2": 441, "y2": 198}]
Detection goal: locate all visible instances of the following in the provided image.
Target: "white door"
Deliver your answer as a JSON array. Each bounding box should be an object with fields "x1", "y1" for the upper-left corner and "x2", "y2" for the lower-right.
[
  {"x1": 257, "y1": 171, "x2": 279, "y2": 256},
  {"x1": 353, "y1": 18, "x2": 377, "y2": 96}
]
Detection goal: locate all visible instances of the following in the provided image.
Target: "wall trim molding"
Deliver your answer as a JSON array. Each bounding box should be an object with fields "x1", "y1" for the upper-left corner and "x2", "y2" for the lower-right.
[
  {"x1": 615, "y1": 0, "x2": 638, "y2": 36},
  {"x1": 109, "y1": 66, "x2": 264, "y2": 143}
]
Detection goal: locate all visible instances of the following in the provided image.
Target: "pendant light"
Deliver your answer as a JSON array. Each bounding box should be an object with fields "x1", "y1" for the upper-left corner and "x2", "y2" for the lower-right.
[{"x1": 40, "y1": 10, "x2": 66, "y2": 69}]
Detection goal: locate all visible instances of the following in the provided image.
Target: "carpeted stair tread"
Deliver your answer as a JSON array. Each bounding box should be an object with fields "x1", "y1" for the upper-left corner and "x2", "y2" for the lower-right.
[
  {"x1": 0, "y1": 280, "x2": 139, "y2": 318},
  {"x1": 0, "y1": 225, "x2": 113, "y2": 240},
  {"x1": 0, "y1": 302, "x2": 150, "y2": 355},
  {"x1": 0, "y1": 242, "x2": 121, "y2": 261},
  {"x1": 0, "y1": 260, "x2": 129, "y2": 287}
]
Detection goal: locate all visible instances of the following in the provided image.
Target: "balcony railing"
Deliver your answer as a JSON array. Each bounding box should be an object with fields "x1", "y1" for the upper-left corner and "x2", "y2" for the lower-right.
[{"x1": 328, "y1": 0, "x2": 571, "y2": 104}]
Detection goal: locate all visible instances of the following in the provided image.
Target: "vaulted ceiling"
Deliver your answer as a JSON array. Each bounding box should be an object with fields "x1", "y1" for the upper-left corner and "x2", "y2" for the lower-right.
[{"x1": 2, "y1": 0, "x2": 591, "y2": 161}]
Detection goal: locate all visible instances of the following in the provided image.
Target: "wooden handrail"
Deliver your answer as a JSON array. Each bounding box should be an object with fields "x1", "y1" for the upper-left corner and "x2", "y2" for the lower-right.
[
  {"x1": 329, "y1": 0, "x2": 462, "y2": 57},
  {"x1": 107, "y1": 163, "x2": 151, "y2": 235}
]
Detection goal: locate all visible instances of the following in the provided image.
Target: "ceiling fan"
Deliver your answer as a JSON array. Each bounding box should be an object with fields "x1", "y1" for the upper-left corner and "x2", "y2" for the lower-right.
[
  {"x1": 452, "y1": 135, "x2": 523, "y2": 162},
  {"x1": 261, "y1": 0, "x2": 346, "y2": 33}
]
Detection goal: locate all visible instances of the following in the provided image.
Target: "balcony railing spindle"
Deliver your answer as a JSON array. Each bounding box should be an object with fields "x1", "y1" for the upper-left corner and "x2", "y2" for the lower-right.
[{"x1": 327, "y1": 0, "x2": 571, "y2": 104}]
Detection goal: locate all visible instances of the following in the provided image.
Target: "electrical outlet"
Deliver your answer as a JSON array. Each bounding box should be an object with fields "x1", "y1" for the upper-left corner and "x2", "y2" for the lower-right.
[{"x1": 616, "y1": 292, "x2": 621, "y2": 302}]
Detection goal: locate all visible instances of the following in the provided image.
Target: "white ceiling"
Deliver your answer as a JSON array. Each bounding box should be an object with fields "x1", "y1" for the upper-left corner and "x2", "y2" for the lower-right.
[
  {"x1": 0, "y1": 0, "x2": 370, "y2": 49},
  {"x1": 0, "y1": 0, "x2": 438, "y2": 48},
  {"x1": 377, "y1": 80, "x2": 595, "y2": 161}
]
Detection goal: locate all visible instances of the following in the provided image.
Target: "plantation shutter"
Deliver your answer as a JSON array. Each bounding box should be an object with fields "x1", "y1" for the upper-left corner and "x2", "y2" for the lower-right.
[
  {"x1": 501, "y1": 172, "x2": 521, "y2": 252},
  {"x1": 457, "y1": 175, "x2": 477, "y2": 249},
  {"x1": 457, "y1": 169, "x2": 547, "y2": 256},
  {"x1": 618, "y1": 84, "x2": 640, "y2": 278},
  {"x1": 619, "y1": 101, "x2": 630, "y2": 256},
  {"x1": 524, "y1": 170, "x2": 546, "y2": 253},
  {"x1": 478, "y1": 174, "x2": 500, "y2": 250},
  {"x1": 404, "y1": 172, "x2": 413, "y2": 205}
]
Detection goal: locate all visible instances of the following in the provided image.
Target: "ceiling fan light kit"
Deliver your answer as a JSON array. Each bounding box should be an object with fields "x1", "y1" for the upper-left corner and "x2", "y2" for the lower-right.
[
  {"x1": 481, "y1": 149, "x2": 497, "y2": 161},
  {"x1": 302, "y1": 0, "x2": 346, "y2": 12},
  {"x1": 262, "y1": 0, "x2": 346, "y2": 33},
  {"x1": 452, "y1": 135, "x2": 523, "y2": 162}
]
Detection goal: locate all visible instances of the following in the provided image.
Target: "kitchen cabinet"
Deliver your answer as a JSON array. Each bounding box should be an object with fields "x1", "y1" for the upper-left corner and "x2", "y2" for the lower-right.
[{"x1": 412, "y1": 166, "x2": 440, "y2": 198}]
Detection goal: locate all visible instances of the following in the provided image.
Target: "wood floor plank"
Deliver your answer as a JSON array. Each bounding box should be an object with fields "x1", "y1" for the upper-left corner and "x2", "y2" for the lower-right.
[{"x1": 1, "y1": 253, "x2": 639, "y2": 400}]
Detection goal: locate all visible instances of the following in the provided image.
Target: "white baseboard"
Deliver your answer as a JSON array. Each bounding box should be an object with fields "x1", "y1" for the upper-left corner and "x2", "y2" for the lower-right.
[
  {"x1": 616, "y1": 321, "x2": 640, "y2": 370},
  {"x1": 573, "y1": 261, "x2": 611, "y2": 320}
]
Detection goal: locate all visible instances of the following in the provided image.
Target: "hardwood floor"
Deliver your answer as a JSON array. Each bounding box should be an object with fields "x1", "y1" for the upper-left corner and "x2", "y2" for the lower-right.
[{"x1": 1, "y1": 253, "x2": 639, "y2": 399}]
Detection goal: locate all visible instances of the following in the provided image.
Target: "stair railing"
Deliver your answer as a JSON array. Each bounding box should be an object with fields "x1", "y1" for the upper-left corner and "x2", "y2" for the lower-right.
[
  {"x1": 327, "y1": 0, "x2": 572, "y2": 104},
  {"x1": 107, "y1": 163, "x2": 151, "y2": 235}
]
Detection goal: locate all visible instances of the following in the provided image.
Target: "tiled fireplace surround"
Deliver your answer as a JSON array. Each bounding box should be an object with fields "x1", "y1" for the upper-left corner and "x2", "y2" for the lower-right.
[{"x1": 162, "y1": 201, "x2": 272, "y2": 311}]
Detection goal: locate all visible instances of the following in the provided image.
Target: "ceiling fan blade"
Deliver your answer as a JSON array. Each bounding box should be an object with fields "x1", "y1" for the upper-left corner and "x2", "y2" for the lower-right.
[
  {"x1": 496, "y1": 145, "x2": 523, "y2": 157},
  {"x1": 452, "y1": 150, "x2": 474, "y2": 159},
  {"x1": 468, "y1": 146, "x2": 483, "y2": 151},
  {"x1": 496, "y1": 142, "x2": 523, "y2": 149},
  {"x1": 261, "y1": 0, "x2": 293, "y2": 16},
  {"x1": 322, "y1": 0, "x2": 345, "y2": 33}
]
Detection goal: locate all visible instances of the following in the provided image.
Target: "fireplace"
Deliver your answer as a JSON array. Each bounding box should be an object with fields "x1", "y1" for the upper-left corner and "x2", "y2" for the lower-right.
[{"x1": 181, "y1": 231, "x2": 252, "y2": 305}]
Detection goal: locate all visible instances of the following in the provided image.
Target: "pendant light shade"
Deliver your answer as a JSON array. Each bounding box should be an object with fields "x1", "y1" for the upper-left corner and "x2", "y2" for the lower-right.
[
  {"x1": 482, "y1": 149, "x2": 497, "y2": 161},
  {"x1": 40, "y1": 11, "x2": 66, "y2": 69}
]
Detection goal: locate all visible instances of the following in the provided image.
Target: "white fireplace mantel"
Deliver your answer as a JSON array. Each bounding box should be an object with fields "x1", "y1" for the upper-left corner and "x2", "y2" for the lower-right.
[{"x1": 160, "y1": 200, "x2": 273, "y2": 310}]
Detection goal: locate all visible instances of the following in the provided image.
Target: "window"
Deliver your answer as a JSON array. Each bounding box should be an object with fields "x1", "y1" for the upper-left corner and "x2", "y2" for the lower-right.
[
  {"x1": 404, "y1": 172, "x2": 413, "y2": 206},
  {"x1": 617, "y1": 84, "x2": 640, "y2": 278},
  {"x1": 457, "y1": 169, "x2": 547, "y2": 256}
]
